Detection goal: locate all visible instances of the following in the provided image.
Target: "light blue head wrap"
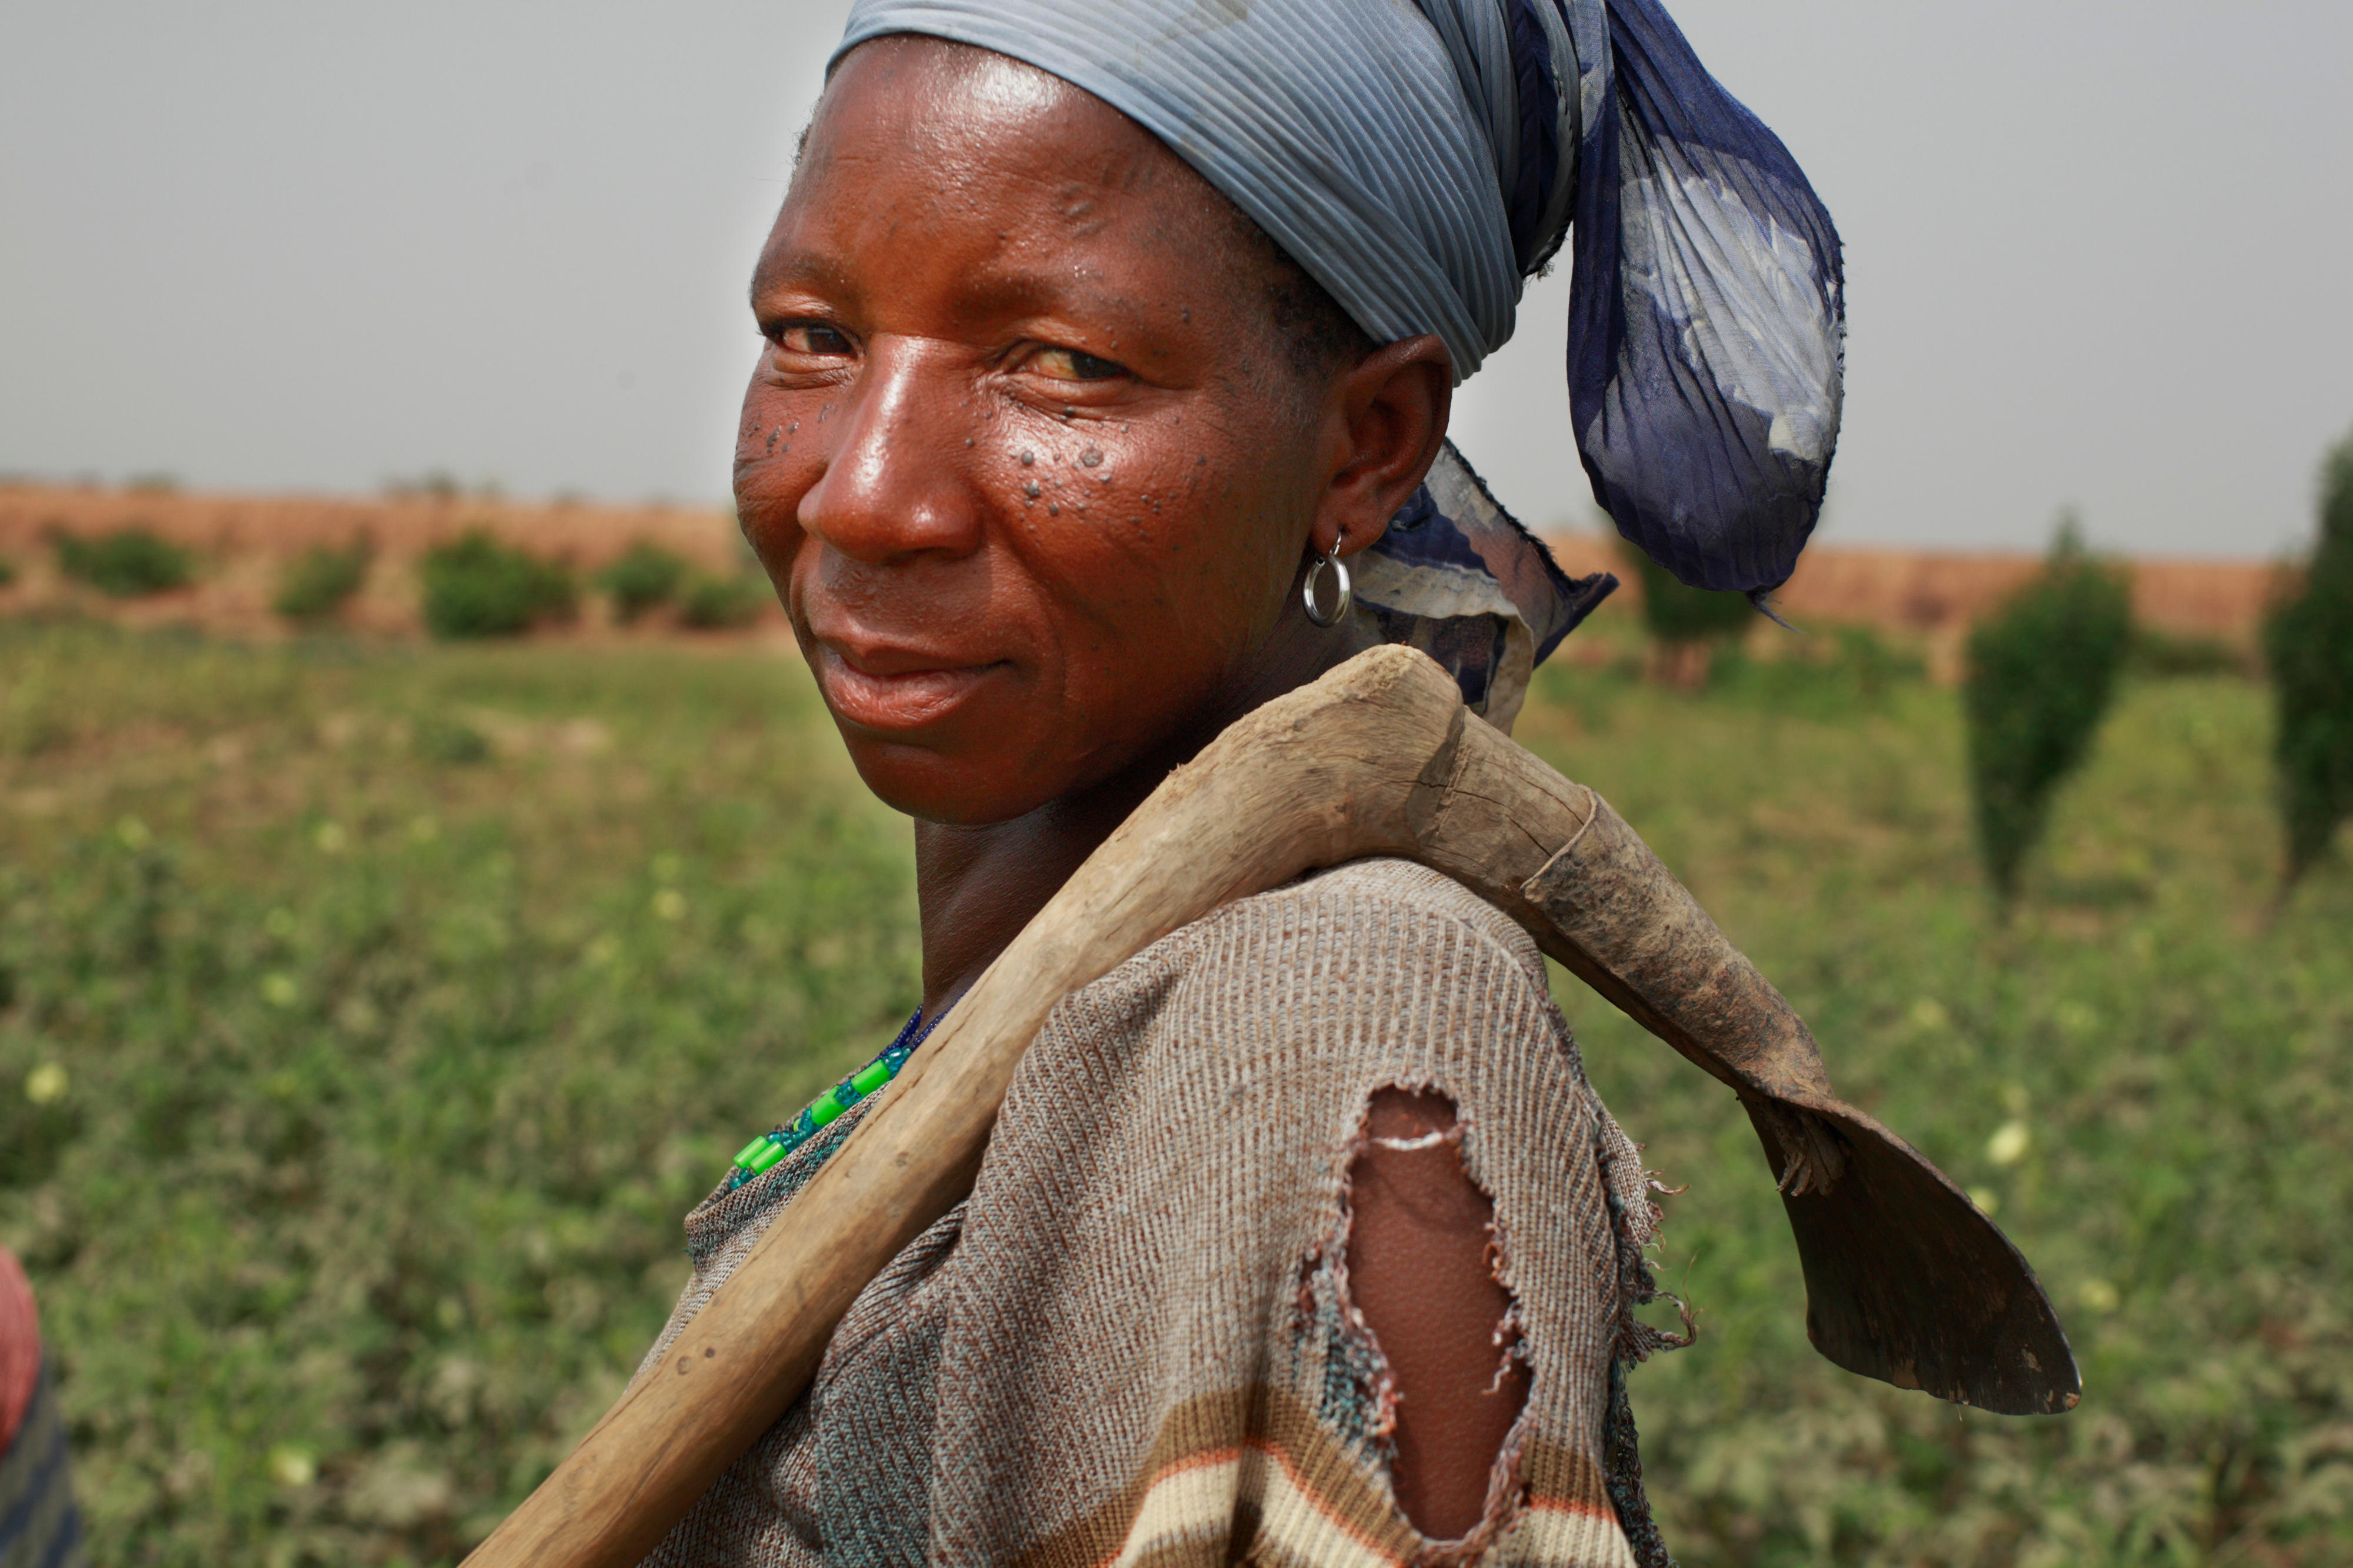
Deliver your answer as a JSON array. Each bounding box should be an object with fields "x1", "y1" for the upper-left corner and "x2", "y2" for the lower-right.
[{"x1": 834, "y1": 0, "x2": 1844, "y2": 727}]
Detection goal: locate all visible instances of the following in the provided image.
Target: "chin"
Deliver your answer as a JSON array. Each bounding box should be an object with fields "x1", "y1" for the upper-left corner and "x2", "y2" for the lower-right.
[{"x1": 836, "y1": 728, "x2": 1072, "y2": 827}]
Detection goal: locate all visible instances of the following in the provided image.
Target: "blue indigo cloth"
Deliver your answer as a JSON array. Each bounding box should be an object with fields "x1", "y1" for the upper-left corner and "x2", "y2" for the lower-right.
[{"x1": 834, "y1": 0, "x2": 1843, "y2": 698}]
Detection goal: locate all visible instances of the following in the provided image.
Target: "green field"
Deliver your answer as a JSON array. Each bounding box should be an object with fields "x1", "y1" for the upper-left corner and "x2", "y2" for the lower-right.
[{"x1": 2, "y1": 616, "x2": 2346, "y2": 1566}]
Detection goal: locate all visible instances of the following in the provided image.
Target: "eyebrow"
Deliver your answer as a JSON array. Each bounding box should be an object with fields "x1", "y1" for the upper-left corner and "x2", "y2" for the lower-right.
[
  {"x1": 749, "y1": 249, "x2": 856, "y2": 318},
  {"x1": 751, "y1": 244, "x2": 1151, "y2": 341}
]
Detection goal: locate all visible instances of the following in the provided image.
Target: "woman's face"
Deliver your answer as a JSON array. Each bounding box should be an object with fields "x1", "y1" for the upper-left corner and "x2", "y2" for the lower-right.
[{"x1": 736, "y1": 39, "x2": 1384, "y2": 825}]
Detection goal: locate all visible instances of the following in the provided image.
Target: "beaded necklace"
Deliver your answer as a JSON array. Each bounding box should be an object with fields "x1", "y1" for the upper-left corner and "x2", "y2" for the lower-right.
[{"x1": 722, "y1": 1007, "x2": 938, "y2": 1192}]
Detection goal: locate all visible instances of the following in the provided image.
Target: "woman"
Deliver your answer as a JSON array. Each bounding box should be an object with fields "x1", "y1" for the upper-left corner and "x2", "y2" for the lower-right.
[{"x1": 643, "y1": 1, "x2": 1844, "y2": 1561}]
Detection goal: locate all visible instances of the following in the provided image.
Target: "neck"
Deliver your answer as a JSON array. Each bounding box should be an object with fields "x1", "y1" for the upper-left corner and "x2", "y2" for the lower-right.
[{"x1": 911, "y1": 596, "x2": 1378, "y2": 1018}]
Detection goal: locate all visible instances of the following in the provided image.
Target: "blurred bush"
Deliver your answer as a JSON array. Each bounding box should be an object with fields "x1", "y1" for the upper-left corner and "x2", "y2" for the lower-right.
[
  {"x1": 418, "y1": 530, "x2": 575, "y2": 639},
  {"x1": 51, "y1": 525, "x2": 194, "y2": 598},
  {"x1": 678, "y1": 572, "x2": 767, "y2": 630},
  {"x1": 273, "y1": 539, "x2": 375, "y2": 625},
  {"x1": 1964, "y1": 518, "x2": 2132, "y2": 906},
  {"x1": 593, "y1": 542, "x2": 689, "y2": 625},
  {"x1": 1623, "y1": 542, "x2": 1754, "y2": 684},
  {"x1": 2127, "y1": 625, "x2": 2249, "y2": 678},
  {"x1": 2265, "y1": 429, "x2": 2353, "y2": 888},
  {"x1": 0, "y1": 555, "x2": 16, "y2": 588},
  {"x1": 1707, "y1": 624, "x2": 1925, "y2": 717}
]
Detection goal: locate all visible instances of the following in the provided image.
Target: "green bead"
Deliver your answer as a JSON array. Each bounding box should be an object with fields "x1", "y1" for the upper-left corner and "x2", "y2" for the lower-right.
[
  {"x1": 808, "y1": 1089, "x2": 846, "y2": 1127},
  {"x1": 732, "y1": 1135, "x2": 773, "y2": 1169},
  {"x1": 742, "y1": 1139, "x2": 788, "y2": 1175},
  {"x1": 851, "y1": 1060, "x2": 893, "y2": 1095}
]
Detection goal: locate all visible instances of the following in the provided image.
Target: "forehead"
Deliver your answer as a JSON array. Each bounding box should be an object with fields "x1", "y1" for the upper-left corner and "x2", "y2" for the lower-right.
[{"x1": 756, "y1": 37, "x2": 1251, "y2": 301}]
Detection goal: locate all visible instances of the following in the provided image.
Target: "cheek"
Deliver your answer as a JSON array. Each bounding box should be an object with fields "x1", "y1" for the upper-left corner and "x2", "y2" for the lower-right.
[
  {"x1": 1010, "y1": 413, "x2": 1303, "y2": 655},
  {"x1": 732, "y1": 382, "x2": 826, "y2": 589}
]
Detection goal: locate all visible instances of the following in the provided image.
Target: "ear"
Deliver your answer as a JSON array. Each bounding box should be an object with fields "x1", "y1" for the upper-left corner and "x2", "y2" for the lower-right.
[{"x1": 1308, "y1": 333, "x2": 1452, "y2": 559}]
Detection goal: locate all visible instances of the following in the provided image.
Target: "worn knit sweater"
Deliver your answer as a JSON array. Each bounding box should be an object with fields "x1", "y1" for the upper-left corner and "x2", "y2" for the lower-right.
[{"x1": 637, "y1": 859, "x2": 1673, "y2": 1567}]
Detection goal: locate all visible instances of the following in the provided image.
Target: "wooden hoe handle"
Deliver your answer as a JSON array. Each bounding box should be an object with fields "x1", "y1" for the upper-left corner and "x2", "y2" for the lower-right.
[{"x1": 464, "y1": 643, "x2": 2076, "y2": 1566}]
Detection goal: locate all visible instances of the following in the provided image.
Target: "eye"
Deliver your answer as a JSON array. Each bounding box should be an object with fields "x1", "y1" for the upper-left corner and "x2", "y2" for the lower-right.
[
  {"x1": 1026, "y1": 345, "x2": 1127, "y2": 383},
  {"x1": 774, "y1": 321, "x2": 855, "y2": 357}
]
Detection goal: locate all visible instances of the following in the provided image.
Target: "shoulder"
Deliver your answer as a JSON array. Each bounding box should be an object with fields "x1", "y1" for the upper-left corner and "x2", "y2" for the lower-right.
[
  {"x1": 1084, "y1": 856, "x2": 1557, "y2": 1043},
  {"x1": 1210, "y1": 855, "x2": 1547, "y2": 987}
]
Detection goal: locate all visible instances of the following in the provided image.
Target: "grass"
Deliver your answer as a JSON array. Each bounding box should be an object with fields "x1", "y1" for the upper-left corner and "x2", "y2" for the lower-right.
[
  {"x1": 1515, "y1": 649, "x2": 2349, "y2": 1566},
  {"x1": 1, "y1": 619, "x2": 916, "y2": 1566},
  {"x1": 1, "y1": 619, "x2": 2345, "y2": 1566}
]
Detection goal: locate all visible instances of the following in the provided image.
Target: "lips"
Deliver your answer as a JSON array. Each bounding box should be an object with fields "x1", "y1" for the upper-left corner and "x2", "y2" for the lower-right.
[{"x1": 813, "y1": 642, "x2": 1004, "y2": 733}]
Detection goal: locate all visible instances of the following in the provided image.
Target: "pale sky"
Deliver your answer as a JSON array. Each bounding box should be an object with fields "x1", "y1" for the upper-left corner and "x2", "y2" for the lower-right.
[{"x1": 4, "y1": 1, "x2": 2348, "y2": 557}]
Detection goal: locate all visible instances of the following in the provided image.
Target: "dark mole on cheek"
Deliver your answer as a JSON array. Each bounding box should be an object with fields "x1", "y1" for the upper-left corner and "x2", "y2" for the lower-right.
[
  {"x1": 1020, "y1": 451, "x2": 1036, "y2": 467},
  {"x1": 1024, "y1": 481, "x2": 1042, "y2": 500},
  {"x1": 1079, "y1": 448, "x2": 1103, "y2": 468},
  {"x1": 1048, "y1": 503, "x2": 1060, "y2": 516}
]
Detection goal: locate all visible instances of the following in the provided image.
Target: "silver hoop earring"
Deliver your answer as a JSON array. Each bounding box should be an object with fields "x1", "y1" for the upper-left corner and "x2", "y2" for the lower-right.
[{"x1": 1301, "y1": 541, "x2": 1351, "y2": 628}]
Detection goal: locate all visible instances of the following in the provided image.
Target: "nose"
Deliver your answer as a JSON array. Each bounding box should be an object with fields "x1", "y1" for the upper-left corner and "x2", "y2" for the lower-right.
[{"x1": 798, "y1": 336, "x2": 985, "y2": 566}]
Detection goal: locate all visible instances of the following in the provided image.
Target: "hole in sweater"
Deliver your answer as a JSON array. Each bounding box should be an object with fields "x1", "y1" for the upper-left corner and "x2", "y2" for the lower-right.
[{"x1": 1344, "y1": 1086, "x2": 1529, "y2": 1544}]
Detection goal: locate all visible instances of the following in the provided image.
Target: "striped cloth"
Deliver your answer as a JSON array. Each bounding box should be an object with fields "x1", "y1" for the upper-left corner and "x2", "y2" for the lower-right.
[
  {"x1": 1, "y1": 1251, "x2": 83, "y2": 1568},
  {"x1": 635, "y1": 860, "x2": 1682, "y2": 1566}
]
